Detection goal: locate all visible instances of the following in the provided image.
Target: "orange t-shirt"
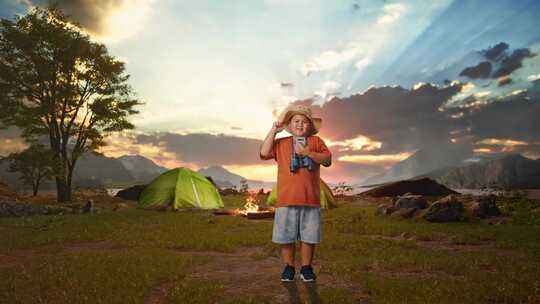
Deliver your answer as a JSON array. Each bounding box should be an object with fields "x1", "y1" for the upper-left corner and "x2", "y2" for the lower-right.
[{"x1": 260, "y1": 135, "x2": 332, "y2": 208}]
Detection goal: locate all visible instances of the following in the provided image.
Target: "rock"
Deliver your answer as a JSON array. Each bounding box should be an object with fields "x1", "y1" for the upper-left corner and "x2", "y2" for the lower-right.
[
  {"x1": 395, "y1": 195, "x2": 428, "y2": 209},
  {"x1": 113, "y1": 202, "x2": 130, "y2": 211},
  {"x1": 471, "y1": 195, "x2": 501, "y2": 218},
  {"x1": 82, "y1": 199, "x2": 94, "y2": 213},
  {"x1": 375, "y1": 204, "x2": 398, "y2": 216},
  {"x1": 423, "y1": 195, "x2": 464, "y2": 222},
  {"x1": 400, "y1": 232, "x2": 413, "y2": 239},
  {"x1": 115, "y1": 185, "x2": 147, "y2": 201},
  {"x1": 0, "y1": 200, "x2": 71, "y2": 217},
  {"x1": 391, "y1": 207, "x2": 418, "y2": 219},
  {"x1": 219, "y1": 188, "x2": 240, "y2": 196}
]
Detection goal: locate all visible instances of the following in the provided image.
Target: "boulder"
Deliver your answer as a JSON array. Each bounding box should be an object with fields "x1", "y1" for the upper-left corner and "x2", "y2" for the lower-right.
[
  {"x1": 395, "y1": 195, "x2": 428, "y2": 209},
  {"x1": 391, "y1": 207, "x2": 418, "y2": 219},
  {"x1": 423, "y1": 195, "x2": 464, "y2": 222},
  {"x1": 375, "y1": 204, "x2": 399, "y2": 216},
  {"x1": 471, "y1": 195, "x2": 501, "y2": 218}
]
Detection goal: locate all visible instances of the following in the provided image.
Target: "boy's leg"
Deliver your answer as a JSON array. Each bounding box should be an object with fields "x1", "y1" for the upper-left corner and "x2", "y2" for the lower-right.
[
  {"x1": 281, "y1": 243, "x2": 295, "y2": 266},
  {"x1": 300, "y1": 242, "x2": 314, "y2": 266}
]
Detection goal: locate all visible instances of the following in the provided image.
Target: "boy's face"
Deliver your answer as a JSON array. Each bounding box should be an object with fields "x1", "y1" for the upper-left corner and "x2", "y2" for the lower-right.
[{"x1": 288, "y1": 114, "x2": 311, "y2": 137}]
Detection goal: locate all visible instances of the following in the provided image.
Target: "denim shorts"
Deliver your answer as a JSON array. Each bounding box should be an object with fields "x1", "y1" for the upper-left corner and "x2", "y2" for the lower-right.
[{"x1": 272, "y1": 206, "x2": 321, "y2": 244}]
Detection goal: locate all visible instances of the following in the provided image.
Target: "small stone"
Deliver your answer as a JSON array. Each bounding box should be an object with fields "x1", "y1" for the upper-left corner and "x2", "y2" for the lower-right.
[{"x1": 82, "y1": 199, "x2": 94, "y2": 213}]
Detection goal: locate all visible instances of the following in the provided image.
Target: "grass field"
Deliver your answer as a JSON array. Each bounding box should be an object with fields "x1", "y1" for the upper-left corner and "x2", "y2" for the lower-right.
[{"x1": 0, "y1": 192, "x2": 539, "y2": 303}]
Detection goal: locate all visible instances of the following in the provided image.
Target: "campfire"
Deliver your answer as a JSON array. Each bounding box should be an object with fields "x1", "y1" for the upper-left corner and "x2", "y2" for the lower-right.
[{"x1": 214, "y1": 192, "x2": 275, "y2": 219}]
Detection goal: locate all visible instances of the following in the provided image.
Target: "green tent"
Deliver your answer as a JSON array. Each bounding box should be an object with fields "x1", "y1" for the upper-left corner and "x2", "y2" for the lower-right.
[
  {"x1": 266, "y1": 179, "x2": 336, "y2": 209},
  {"x1": 138, "y1": 167, "x2": 224, "y2": 210}
]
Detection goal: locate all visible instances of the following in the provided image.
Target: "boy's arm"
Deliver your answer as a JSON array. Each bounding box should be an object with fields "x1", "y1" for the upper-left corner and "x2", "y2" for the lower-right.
[
  {"x1": 307, "y1": 151, "x2": 332, "y2": 167},
  {"x1": 306, "y1": 137, "x2": 332, "y2": 167},
  {"x1": 260, "y1": 122, "x2": 282, "y2": 160}
]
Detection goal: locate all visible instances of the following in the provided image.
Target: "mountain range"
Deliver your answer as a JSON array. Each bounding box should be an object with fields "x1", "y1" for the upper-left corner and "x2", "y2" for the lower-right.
[
  {"x1": 362, "y1": 142, "x2": 474, "y2": 186},
  {"x1": 419, "y1": 154, "x2": 540, "y2": 189},
  {"x1": 0, "y1": 152, "x2": 273, "y2": 191}
]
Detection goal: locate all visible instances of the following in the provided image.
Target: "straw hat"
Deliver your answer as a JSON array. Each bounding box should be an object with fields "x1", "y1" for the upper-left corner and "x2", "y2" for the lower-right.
[{"x1": 277, "y1": 104, "x2": 322, "y2": 135}]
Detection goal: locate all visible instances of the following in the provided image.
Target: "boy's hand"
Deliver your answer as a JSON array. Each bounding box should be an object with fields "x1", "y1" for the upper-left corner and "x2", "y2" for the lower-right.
[
  {"x1": 295, "y1": 143, "x2": 311, "y2": 157},
  {"x1": 271, "y1": 121, "x2": 284, "y2": 133}
]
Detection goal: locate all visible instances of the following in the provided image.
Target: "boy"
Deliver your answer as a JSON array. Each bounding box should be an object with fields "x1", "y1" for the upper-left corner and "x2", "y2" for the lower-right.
[{"x1": 259, "y1": 104, "x2": 332, "y2": 282}]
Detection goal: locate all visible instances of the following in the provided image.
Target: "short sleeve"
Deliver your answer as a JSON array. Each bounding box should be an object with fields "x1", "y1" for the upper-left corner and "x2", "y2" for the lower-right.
[
  {"x1": 260, "y1": 138, "x2": 278, "y2": 161},
  {"x1": 316, "y1": 137, "x2": 332, "y2": 167}
]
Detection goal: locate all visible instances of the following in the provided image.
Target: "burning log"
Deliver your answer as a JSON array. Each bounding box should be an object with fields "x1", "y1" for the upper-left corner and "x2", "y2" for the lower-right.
[
  {"x1": 212, "y1": 191, "x2": 275, "y2": 219},
  {"x1": 246, "y1": 210, "x2": 275, "y2": 220}
]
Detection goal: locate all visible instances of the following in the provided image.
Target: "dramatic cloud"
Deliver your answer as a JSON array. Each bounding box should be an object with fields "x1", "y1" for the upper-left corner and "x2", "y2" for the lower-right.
[
  {"x1": 134, "y1": 132, "x2": 264, "y2": 166},
  {"x1": 305, "y1": 82, "x2": 464, "y2": 153},
  {"x1": 492, "y1": 48, "x2": 536, "y2": 78},
  {"x1": 459, "y1": 61, "x2": 492, "y2": 79},
  {"x1": 481, "y1": 42, "x2": 509, "y2": 61},
  {"x1": 459, "y1": 43, "x2": 535, "y2": 80},
  {"x1": 460, "y1": 91, "x2": 540, "y2": 143},
  {"x1": 28, "y1": 0, "x2": 154, "y2": 42}
]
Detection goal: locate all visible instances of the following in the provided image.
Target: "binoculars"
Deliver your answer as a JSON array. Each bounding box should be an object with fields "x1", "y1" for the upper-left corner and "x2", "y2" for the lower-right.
[
  {"x1": 290, "y1": 155, "x2": 315, "y2": 172},
  {"x1": 290, "y1": 137, "x2": 315, "y2": 172}
]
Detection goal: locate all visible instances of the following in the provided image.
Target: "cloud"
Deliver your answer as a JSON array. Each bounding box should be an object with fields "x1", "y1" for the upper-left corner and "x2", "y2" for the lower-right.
[
  {"x1": 377, "y1": 3, "x2": 405, "y2": 25},
  {"x1": 460, "y1": 91, "x2": 540, "y2": 143},
  {"x1": 134, "y1": 132, "x2": 264, "y2": 166},
  {"x1": 301, "y1": 46, "x2": 362, "y2": 76},
  {"x1": 497, "y1": 76, "x2": 512, "y2": 87},
  {"x1": 481, "y1": 42, "x2": 509, "y2": 61},
  {"x1": 459, "y1": 61, "x2": 492, "y2": 79},
  {"x1": 304, "y1": 82, "x2": 465, "y2": 153},
  {"x1": 528, "y1": 74, "x2": 540, "y2": 81},
  {"x1": 492, "y1": 48, "x2": 536, "y2": 78},
  {"x1": 280, "y1": 82, "x2": 294, "y2": 88},
  {"x1": 0, "y1": 127, "x2": 26, "y2": 156},
  {"x1": 338, "y1": 152, "x2": 412, "y2": 166},
  {"x1": 354, "y1": 57, "x2": 371, "y2": 71},
  {"x1": 459, "y1": 43, "x2": 535, "y2": 81},
  {"x1": 28, "y1": 0, "x2": 154, "y2": 42}
]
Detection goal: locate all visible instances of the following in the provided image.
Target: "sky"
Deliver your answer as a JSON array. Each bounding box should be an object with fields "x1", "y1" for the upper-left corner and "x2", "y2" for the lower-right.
[{"x1": 1, "y1": 0, "x2": 540, "y2": 185}]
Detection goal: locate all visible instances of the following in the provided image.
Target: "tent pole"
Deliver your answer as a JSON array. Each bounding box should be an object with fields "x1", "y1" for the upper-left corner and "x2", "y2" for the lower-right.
[{"x1": 191, "y1": 177, "x2": 201, "y2": 207}]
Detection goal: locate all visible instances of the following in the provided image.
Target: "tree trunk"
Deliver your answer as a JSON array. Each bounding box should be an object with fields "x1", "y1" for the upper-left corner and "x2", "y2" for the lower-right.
[
  {"x1": 56, "y1": 176, "x2": 70, "y2": 202},
  {"x1": 33, "y1": 180, "x2": 38, "y2": 196}
]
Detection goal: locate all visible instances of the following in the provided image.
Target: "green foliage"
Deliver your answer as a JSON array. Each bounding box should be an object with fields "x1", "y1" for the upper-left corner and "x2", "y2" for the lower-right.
[
  {"x1": 1, "y1": 143, "x2": 55, "y2": 195},
  {"x1": 0, "y1": 5, "x2": 141, "y2": 201}
]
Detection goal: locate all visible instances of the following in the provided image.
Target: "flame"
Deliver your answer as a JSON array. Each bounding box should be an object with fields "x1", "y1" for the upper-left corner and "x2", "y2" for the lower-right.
[{"x1": 235, "y1": 192, "x2": 260, "y2": 216}]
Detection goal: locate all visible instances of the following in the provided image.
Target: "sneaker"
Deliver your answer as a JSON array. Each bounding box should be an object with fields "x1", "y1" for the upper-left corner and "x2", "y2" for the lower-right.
[
  {"x1": 300, "y1": 265, "x2": 317, "y2": 282},
  {"x1": 281, "y1": 265, "x2": 295, "y2": 282}
]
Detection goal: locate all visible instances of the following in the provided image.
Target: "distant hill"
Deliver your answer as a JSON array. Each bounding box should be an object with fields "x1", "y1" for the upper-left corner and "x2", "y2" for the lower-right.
[
  {"x1": 117, "y1": 155, "x2": 168, "y2": 183},
  {"x1": 418, "y1": 154, "x2": 540, "y2": 189},
  {"x1": 362, "y1": 143, "x2": 473, "y2": 185},
  {"x1": 197, "y1": 165, "x2": 274, "y2": 190},
  {"x1": 0, "y1": 151, "x2": 137, "y2": 190}
]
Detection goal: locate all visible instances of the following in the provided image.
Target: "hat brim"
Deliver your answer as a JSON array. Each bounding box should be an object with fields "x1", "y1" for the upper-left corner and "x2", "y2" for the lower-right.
[{"x1": 279, "y1": 111, "x2": 322, "y2": 135}]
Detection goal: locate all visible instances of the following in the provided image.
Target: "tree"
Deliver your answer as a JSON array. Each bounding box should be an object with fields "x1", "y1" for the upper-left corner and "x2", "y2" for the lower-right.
[
  {"x1": 239, "y1": 178, "x2": 249, "y2": 193},
  {"x1": 333, "y1": 181, "x2": 353, "y2": 196},
  {"x1": 2, "y1": 144, "x2": 55, "y2": 196},
  {"x1": 0, "y1": 6, "x2": 141, "y2": 201}
]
